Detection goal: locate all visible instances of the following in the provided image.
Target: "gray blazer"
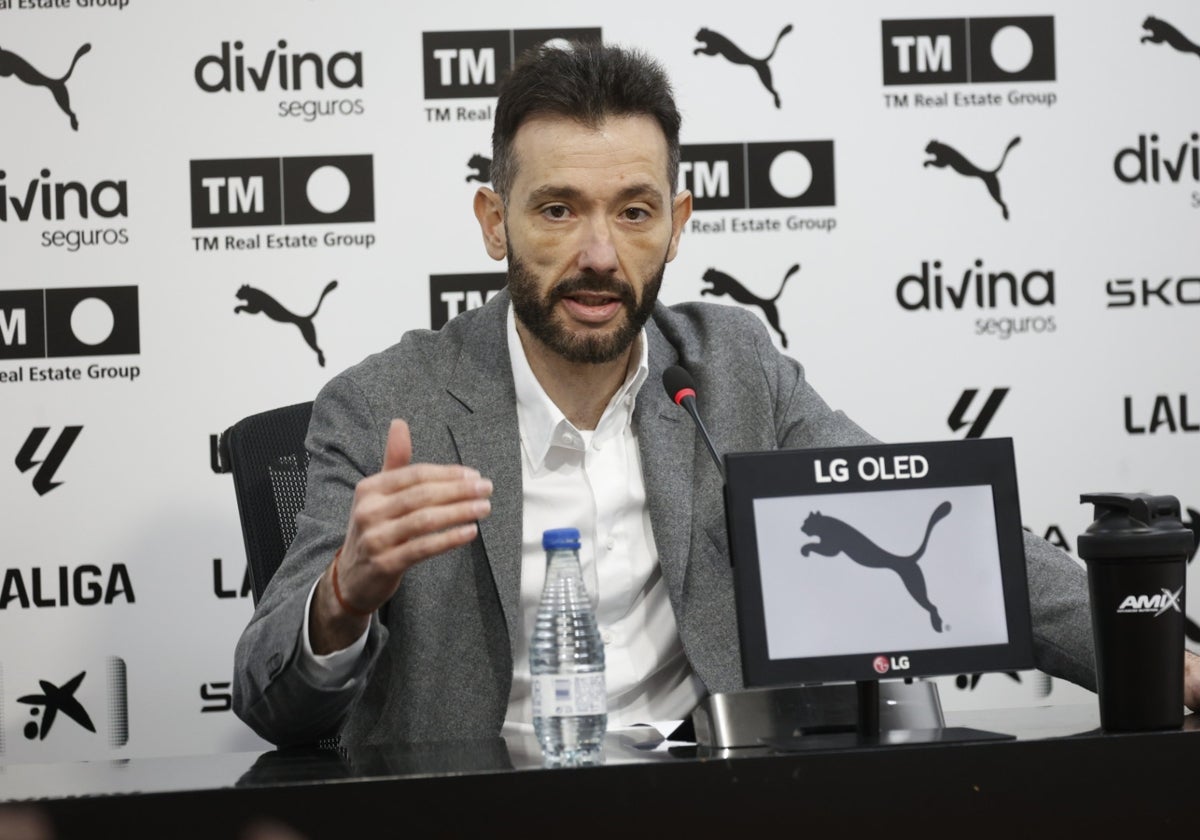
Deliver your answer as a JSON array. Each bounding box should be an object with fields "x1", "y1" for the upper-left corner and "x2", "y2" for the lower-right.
[{"x1": 233, "y1": 291, "x2": 1096, "y2": 746}]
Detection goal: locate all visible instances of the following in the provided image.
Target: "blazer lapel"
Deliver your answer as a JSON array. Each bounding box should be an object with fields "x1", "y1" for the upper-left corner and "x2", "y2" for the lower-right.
[
  {"x1": 444, "y1": 293, "x2": 524, "y2": 649},
  {"x1": 636, "y1": 320, "x2": 695, "y2": 606}
]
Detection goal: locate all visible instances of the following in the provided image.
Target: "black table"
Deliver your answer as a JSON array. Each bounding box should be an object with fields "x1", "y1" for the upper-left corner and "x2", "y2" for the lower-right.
[{"x1": 1, "y1": 704, "x2": 1196, "y2": 838}]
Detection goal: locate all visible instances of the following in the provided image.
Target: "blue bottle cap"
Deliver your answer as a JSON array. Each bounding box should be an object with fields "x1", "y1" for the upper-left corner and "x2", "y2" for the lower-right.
[{"x1": 542, "y1": 528, "x2": 581, "y2": 551}]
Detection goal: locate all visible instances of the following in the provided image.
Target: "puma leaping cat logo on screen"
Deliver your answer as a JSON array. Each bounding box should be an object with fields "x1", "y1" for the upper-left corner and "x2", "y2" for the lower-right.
[
  {"x1": 700, "y1": 263, "x2": 798, "y2": 348},
  {"x1": 0, "y1": 43, "x2": 91, "y2": 130},
  {"x1": 1141, "y1": 16, "x2": 1200, "y2": 59},
  {"x1": 800, "y1": 501, "x2": 952, "y2": 632},
  {"x1": 924, "y1": 137, "x2": 1021, "y2": 220},
  {"x1": 234, "y1": 280, "x2": 338, "y2": 366},
  {"x1": 693, "y1": 25, "x2": 793, "y2": 108}
]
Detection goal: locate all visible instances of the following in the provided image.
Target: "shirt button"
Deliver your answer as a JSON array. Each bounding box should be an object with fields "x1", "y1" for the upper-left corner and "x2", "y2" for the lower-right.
[
  {"x1": 606, "y1": 539, "x2": 615, "y2": 551},
  {"x1": 602, "y1": 630, "x2": 613, "y2": 645},
  {"x1": 593, "y1": 439, "x2": 603, "y2": 451}
]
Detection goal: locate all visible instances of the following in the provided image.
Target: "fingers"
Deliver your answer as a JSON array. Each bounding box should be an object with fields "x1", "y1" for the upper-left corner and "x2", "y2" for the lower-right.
[
  {"x1": 382, "y1": 419, "x2": 412, "y2": 472},
  {"x1": 352, "y1": 484, "x2": 492, "y2": 569}
]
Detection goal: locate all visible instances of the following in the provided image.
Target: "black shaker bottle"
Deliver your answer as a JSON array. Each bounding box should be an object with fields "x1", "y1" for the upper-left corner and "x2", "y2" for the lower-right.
[{"x1": 1078, "y1": 493, "x2": 1193, "y2": 731}]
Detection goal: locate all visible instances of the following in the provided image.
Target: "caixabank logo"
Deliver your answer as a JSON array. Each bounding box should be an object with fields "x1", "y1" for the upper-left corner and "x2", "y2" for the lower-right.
[
  {"x1": 895, "y1": 259, "x2": 1056, "y2": 340},
  {"x1": 681, "y1": 141, "x2": 836, "y2": 235},
  {"x1": 0, "y1": 286, "x2": 140, "y2": 385},
  {"x1": 881, "y1": 17, "x2": 1057, "y2": 110},
  {"x1": 189, "y1": 155, "x2": 375, "y2": 252},
  {"x1": 194, "y1": 39, "x2": 365, "y2": 122},
  {"x1": 430, "y1": 273, "x2": 505, "y2": 329},
  {"x1": 0, "y1": 658, "x2": 128, "y2": 763},
  {"x1": 1, "y1": 167, "x2": 130, "y2": 251},
  {"x1": 422, "y1": 27, "x2": 601, "y2": 122}
]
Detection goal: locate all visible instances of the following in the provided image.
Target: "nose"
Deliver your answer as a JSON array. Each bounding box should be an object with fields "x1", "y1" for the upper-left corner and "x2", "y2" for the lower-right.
[{"x1": 577, "y1": 218, "x2": 619, "y2": 275}]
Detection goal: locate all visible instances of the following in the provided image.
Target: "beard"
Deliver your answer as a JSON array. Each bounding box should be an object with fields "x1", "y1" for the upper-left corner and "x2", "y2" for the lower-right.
[{"x1": 507, "y1": 253, "x2": 664, "y2": 364}]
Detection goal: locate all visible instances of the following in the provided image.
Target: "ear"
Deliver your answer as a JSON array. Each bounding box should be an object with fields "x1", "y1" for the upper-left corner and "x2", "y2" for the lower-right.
[
  {"x1": 666, "y1": 189, "x2": 693, "y2": 263},
  {"x1": 473, "y1": 187, "x2": 507, "y2": 261}
]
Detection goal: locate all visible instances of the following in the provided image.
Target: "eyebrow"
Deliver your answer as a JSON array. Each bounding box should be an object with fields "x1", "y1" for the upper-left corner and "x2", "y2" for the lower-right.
[{"x1": 524, "y1": 182, "x2": 665, "y2": 210}]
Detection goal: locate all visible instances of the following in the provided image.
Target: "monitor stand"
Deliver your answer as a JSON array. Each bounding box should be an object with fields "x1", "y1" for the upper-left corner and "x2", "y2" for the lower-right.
[
  {"x1": 759, "y1": 680, "x2": 1013, "y2": 752},
  {"x1": 691, "y1": 680, "x2": 1013, "y2": 751}
]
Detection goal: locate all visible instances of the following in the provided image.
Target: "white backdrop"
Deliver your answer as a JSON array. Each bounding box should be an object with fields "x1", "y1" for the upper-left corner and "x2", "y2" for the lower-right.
[{"x1": 2, "y1": 0, "x2": 1197, "y2": 763}]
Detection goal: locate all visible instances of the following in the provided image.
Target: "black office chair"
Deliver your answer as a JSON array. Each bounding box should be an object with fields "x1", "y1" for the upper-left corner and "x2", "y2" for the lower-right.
[{"x1": 218, "y1": 401, "x2": 314, "y2": 605}]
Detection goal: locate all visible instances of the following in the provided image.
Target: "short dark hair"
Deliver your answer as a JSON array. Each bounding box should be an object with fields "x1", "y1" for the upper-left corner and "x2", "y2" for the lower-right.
[{"x1": 490, "y1": 41, "x2": 681, "y2": 199}]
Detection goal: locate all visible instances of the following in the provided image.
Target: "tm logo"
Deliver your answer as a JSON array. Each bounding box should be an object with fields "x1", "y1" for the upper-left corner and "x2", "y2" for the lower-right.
[
  {"x1": 948, "y1": 388, "x2": 1008, "y2": 438},
  {"x1": 423, "y1": 28, "x2": 601, "y2": 99},
  {"x1": 16, "y1": 426, "x2": 82, "y2": 495}
]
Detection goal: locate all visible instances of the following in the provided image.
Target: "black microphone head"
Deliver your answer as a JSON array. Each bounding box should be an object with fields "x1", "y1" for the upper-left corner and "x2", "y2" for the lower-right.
[{"x1": 663, "y1": 365, "x2": 696, "y2": 404}]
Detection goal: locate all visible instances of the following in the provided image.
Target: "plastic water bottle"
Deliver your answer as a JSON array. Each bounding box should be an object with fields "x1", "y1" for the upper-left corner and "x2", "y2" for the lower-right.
[{"x1": 529, "y1": 528, "x2": 607, "y2": 765}]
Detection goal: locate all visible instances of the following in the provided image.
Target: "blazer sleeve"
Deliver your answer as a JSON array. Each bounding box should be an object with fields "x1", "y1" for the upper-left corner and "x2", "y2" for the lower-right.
[{"x1": 231, "y1": 373, "x2": 391, "y2": 746}]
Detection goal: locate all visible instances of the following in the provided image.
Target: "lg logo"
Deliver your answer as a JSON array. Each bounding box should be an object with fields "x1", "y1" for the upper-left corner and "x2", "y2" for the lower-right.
[
  {"x1": 881, "y1": 17, "x2": 1055, "y2": 85},
  {"x1": 422, "y1": 28, "x2": 601, "y2": 99},
  {"x1": 679, "y1": 141, "x2": 835, "y2": 210},
  {"x1": 189, "y1": 155, "x2": 374, "y2": 228},
  {"x1": 872, "y1": 655, "x2": 910, "y2": 675}
]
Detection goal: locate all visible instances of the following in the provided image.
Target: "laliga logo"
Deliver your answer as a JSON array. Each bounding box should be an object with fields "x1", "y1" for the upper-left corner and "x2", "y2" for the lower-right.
[
  {"x1": 1117, "y1": 587, "x2": 1183, "y2": 617},
  {"x1": 872, "y1": 655, "x2": 911, "y2": 674}
]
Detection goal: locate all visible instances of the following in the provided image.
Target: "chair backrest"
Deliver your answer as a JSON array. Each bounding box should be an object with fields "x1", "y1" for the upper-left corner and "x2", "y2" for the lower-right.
[{"x1": 218, "y1": 401, "x2": 314, "y2": 605}]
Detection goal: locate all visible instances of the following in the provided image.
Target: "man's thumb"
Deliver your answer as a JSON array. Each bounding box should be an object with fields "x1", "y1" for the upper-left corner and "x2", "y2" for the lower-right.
[{"x1": 383, "y1": 419, "x2": 412, "y2": 471}]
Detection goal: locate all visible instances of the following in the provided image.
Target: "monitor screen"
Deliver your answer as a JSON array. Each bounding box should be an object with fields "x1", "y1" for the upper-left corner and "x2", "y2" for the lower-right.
[{"x1": 725, "y1": 439, "x2": 1034, "y2": 686}]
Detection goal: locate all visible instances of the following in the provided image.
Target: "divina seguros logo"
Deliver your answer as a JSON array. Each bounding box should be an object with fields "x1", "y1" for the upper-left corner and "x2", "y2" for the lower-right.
[
  {"x1": 881, "y1": 17, "x2": 1056, "y2": 110},
  {"x1": 0, "y1": 168, "x2": 129, "y2": 251},
  {"x1": 194, "y1": 40, "x2": 365, "y2": 121},
  {"x1": 896, "y1": 259, "x2": 1056, "y2": 339}
]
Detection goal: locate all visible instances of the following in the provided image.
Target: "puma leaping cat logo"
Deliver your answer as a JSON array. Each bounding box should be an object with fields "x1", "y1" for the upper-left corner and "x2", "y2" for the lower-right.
[
  {"x1": 924, "y1": 137, "x2": 1021, "y2": 220},
  {"x1": 700, "y1": 263, "x2": 798, "y2": 348},
  {"x1": 801, "y1": 501, "x2": 952, "y2": 632},
  {"x1": 465, "y1": 154, "x2": 492, "y2": 184},
  {"x1": 0, "y1": 43, "x2": 91, "y2": 130},
  {"x1": 1141, "y1": 16, "x2": 1200, "y2": 59},
  {"x1": 234, "y1": 280, "x2": 338, "y2": 366},
  {"x1": 694, "y1": 25, "x2": 793, "y2": 108}
]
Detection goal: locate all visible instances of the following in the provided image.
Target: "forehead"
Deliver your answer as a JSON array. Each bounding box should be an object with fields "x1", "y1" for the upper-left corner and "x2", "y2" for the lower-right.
[{"x1": 508, "y1": 114, "x2": 672, "y2": 196}]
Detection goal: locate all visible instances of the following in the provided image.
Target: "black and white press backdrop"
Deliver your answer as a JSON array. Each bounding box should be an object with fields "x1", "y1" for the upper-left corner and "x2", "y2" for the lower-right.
[{"x1": 2, "y1": 0, "x2": 1198, "y2": 762}]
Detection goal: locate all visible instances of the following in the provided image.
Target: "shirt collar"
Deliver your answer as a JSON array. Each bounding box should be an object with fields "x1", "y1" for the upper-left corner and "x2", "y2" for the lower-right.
[{"x1": 507, "y1": 304, "x2": 649, "y2": 471}]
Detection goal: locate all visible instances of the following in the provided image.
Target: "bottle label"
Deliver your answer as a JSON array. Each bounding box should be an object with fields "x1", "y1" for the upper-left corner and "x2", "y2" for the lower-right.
[{"x1": 531, "y1": 673, "x2": 607, "y2": 718}]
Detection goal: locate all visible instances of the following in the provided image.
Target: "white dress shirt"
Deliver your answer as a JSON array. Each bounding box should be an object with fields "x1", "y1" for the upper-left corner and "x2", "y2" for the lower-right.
[
  {"x1": 503, "y1": 307, "x2": 704, "y2": 730},
  {"x1": 299, "y1": 308, "x2": 705, "y2": 729}
]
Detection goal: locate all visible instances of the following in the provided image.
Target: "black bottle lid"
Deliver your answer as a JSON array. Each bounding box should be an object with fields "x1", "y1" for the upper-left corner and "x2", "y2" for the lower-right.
[{"x1": 1077, "y1": 493, "x2": 1194, "y2": 560}]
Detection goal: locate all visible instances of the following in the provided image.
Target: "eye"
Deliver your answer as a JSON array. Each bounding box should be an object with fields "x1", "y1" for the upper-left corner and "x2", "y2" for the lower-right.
[
  {"x1": 541, "y1": 204, "x2": 571, "y2": 221},
  {"x1": 621, "y1": 207, "x2": 650, "y2": 222}
]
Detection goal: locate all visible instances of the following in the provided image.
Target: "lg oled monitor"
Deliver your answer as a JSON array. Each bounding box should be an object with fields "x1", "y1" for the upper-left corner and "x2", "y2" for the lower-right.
[{"x1": 725, "y1": 438, "x2": 1034, "y2": 686}]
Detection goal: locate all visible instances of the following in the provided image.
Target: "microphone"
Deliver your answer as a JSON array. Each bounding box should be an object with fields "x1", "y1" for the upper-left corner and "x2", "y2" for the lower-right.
[{"x1": 663, "y1": 365, "x2": 725, "y2": 481}]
